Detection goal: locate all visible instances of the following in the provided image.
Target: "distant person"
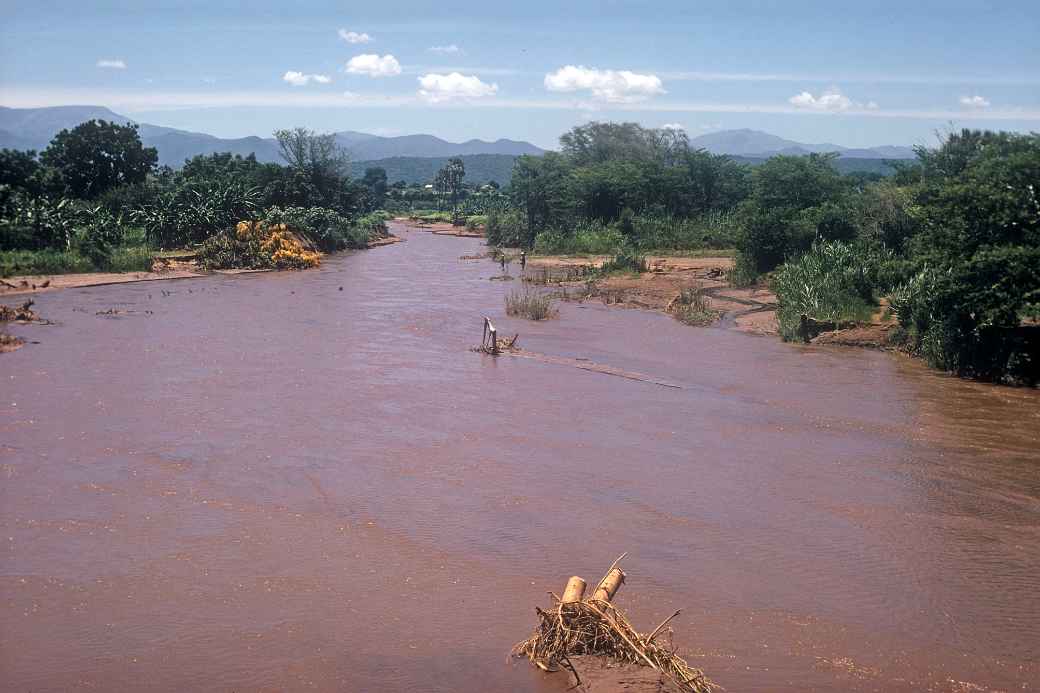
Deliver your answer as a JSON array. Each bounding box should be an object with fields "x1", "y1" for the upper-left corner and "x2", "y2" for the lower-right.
[
  {"x1": 520, "y1": 250, "x2": 527, "y2": 271},
  {"x1": 500, "y1": 255, "x2": 506, "y2": 272}
]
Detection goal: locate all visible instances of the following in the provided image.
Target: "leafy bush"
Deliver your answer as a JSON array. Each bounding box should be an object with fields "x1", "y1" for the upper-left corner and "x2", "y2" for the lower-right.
[
  {"x1": 263, "y1": 206, "x2": 368, "y2": 251},
  {"x1": 136, "y1": 180, "x2": 260, "y2": 248},
  {"x1": 486, "y1": 209, "x2": 529, "y2": 247},
  {"x1": 197, "y1": 221, "x2": 320, "y2": 270}
]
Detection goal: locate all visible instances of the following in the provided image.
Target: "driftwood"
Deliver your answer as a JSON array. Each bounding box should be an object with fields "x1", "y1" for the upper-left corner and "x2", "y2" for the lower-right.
[
  {"x1": 477, "y1": 316, "x2": 519, "y2": 355},
  {"x1": 512, "y1": 555, "x2": 717, "y2": 692}
]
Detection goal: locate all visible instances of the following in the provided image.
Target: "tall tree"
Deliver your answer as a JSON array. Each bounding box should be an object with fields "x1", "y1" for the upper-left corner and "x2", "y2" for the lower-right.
[
  {"x1": 40, "y1": 120, "x2": 157, "y2": 199},
  {"x1": 273, "y1": 128, "x2": 350, "y2": 205},
  {"x1": 435, "y1": 157, "x2": 465, "y2": 216}
]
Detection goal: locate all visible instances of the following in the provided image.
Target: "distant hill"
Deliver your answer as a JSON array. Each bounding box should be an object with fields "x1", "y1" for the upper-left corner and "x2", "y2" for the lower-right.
[
  {"x1": 335, "y1": 131, "x2": 543, "y2": 160},
  {"x1": 0, "y1": 105, "x2": 545, "y2": 168},
  {"x1": 0, "y1": 106, "x2": 911, "y2": 180},
  {"x1": 351, "y1": 154, "x2": 518, "y2": 185},
  {"x1": 689, "y1": 128, "x2": 916, "y2": 160}
]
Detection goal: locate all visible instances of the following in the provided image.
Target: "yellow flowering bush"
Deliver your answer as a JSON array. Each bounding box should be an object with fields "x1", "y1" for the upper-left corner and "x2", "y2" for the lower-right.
[{"x1": 200, "y1": 221, "x2": 321, "y2": 270}]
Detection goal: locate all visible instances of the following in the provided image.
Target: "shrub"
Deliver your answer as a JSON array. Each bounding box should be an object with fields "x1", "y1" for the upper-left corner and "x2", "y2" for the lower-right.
[
  {"x1": 486, "y1": 209, "x2": 529, "y2": 247},
  {"x1": 505, "y1": 288, "x2": 556, "y2": 320},
  {"x1": 772, "y1": 240, "x2": 883, "y2": 341},
  {"x1": 264, "y1": 206, "x2": 370, "y2": 251},
  {"x1": 600, "y1": 248, "x2": 647, "y2": 274},
  {"x1": 197, "y1": 221, "x2": 320, "y2": 270}
]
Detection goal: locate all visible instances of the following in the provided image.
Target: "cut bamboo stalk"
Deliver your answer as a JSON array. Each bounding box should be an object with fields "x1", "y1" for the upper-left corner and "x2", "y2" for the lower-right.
[
  {"x1": 561, "y1": 576, "x2": 587, "y2": 603},
  {"x1": 593, "y1": 567, "x2": 625, "y2": 602}
]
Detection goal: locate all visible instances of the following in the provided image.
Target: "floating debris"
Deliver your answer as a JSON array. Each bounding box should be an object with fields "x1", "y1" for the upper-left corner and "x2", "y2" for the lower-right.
[
  {"x1": 512, "y1": 555, "x2": 716, "y2": 692},
  {"x1": 0, "y1": 299, "x2": 38, "y2": 322}
]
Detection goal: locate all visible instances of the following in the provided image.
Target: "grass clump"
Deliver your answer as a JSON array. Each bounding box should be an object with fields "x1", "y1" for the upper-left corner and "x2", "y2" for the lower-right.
[
  {"x1": 505, "y1": 288, "x2": 557, "y2": 320},
  {"x1": 671, "y1": 285, "x2": 719, "y2": 326},
  {"x1": 600, "y1": 248, "x2": 647, "y2": 274},
  {"x1": 1, "y1": 249, "x2": 94, "y2": 276}
]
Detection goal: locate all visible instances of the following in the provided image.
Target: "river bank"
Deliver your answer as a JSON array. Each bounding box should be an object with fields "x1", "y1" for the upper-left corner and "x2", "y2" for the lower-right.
[
  {"x1": 0, "y1": 235, "x2": 403, "y2": 299},
  {"x1": 2, "y1": 222, "x2": 1038, "y2": 692}
]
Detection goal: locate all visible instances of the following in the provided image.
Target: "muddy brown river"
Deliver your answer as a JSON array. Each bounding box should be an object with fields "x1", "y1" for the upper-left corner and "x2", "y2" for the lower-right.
[{"x1": 3, "y1": 223, "x2": 1039, "y2": 692}]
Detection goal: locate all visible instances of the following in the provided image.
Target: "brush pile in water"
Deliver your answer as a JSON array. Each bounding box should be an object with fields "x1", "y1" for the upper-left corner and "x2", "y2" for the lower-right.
[
  {"x1": 0, "y1": 299, "x2": 38, "y2": 322},
  {"x1": 512, "y1": 555, "x2": 716, "y2": 693}
]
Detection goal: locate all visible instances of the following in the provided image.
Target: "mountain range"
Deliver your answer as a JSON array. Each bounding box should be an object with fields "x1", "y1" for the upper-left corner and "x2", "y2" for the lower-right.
[
  {"x1": 687, "y1": 128, "x2": 916, "y2": 159},
  {"x1": 0, "y1": 105, "x2": 545, "y2": 167},
  {"x1": 0, "y1": 106, "x2": 917, "y2": 177}
]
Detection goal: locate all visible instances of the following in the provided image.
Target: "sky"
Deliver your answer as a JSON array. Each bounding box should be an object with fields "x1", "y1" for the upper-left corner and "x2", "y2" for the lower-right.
[{"x1": 1, "y1": 0, "x2": 1039, "y2": 149}]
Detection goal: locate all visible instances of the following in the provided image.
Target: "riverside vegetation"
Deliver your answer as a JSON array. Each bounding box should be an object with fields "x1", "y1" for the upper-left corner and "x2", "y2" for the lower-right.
[
  {"x1": 2, "y1": 117, "x2": 1035, "y2": 384},
  {"x1": 0, "y1": 121, "x2": 391, "y2": 275},
  {"x1": 484, "y1": 122, "x2": 1038, "y2": 385}
]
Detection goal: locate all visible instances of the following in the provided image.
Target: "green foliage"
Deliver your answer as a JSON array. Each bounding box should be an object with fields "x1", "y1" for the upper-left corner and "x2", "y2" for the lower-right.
[
  {"x1": 773, "y1": 241, "x2": 886, "y2": 340},
  {"x1": 196, "y1": 229, "x2": 269, "y2": 270},
  {"x1": 263, "y1": 206, "x2": 368, "y2": 251},
  {"x1": 601, "y1": 248, "x2": 648, "y2": 274},
  {"x1": 735, "y1": 153, "x2": 849, "y2": 275},
  {"x1": 0, "y1": 249, "x2": 93, "y2": 276},
  {"x1": 40, "y1": 120, "x2": 157, "y2": 199},
  {"x1": 485, "y1": 209, "x2": 530, "y2": 247},
  {"x1": 135, "y1": 179, "x2": 260, "y2": 248},
  {"x1": 534, "y1": 221, "x2": 624, "y2": 255}
]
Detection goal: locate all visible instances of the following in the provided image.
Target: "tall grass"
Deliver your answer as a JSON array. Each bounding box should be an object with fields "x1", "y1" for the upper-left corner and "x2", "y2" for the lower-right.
[
  {"x1": 505, "y1": 288, "x2": 557, "y2": 320},
  {"x1": 671, "y1": 285, "x2": 719, "y2": 326},
  {"x1": 772, "y1": 240, "x2": 883, "y2": 340}
]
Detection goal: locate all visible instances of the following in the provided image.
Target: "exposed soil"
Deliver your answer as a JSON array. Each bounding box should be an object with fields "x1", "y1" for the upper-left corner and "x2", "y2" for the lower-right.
[
  {"x1": 526, "y1": 255, "x2": 779, "y2": 336},
  {"x1": 395, "y1": 217, "x2": 486, "y2": 237}
]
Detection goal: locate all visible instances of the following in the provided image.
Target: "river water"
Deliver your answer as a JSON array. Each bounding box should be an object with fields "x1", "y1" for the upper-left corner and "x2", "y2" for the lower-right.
[{"x1": 2, "y1": 223, "x2": 1039, "y2": 692}]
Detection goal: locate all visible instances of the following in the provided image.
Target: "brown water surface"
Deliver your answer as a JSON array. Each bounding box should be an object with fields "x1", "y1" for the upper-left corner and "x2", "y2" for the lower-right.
[{"x1": 2, "y1": 223, "x2": 1039, "y2": 691}]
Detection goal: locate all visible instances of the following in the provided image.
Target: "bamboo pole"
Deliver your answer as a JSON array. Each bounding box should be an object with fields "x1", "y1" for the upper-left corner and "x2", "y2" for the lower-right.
[
  {"x1": 593, "y1": 567, "x2": 625, "y2": 602},
  {"x1": 561, "y1": 576, "x2": 587, "y2": 603}
]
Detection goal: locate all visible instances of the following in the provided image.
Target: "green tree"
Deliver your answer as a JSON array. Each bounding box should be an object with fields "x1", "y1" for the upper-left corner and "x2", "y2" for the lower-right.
[
  {"x1": 435, "y1": 157, "x2": 465, "y2": 216},
  {"x1": 273, "y1": 127, "x2": 351, "y2": 207},
  {"x1": 40, "y1": 120, "x2": 157, "y2": 199}
]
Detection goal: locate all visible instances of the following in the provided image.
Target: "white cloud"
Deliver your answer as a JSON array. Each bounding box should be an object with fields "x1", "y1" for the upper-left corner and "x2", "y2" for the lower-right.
[
  {"x1": 544, "y1": 65, "x2": 665, "y2": 103},
  {"x1": 338, "y1": 29, "x2": 373, "y2": 44},
  {"x1": 788, "y1": 89, "x2": 854, "y2": 111},
  {"x1": 97, "y1": 59, "x2": 127, "y2": 70},
  {"x1": 417, "y1": 72, "x2": 498, "y2": 103},
  {"x1": 346, "y1": 54, "x2": 402, "y2": 78},
  {"x1": 960, "y1": 95, "x2": 991, "y2": 108},
  {"x1": 282, "y1": 71, "x2": 332, "y2": 86},
  {"x1": 662, "y1": 122, "x2": 685, "y2": 130},
  {"x1": 429, "y1": 44, "x2": 462, "y2": 54}
]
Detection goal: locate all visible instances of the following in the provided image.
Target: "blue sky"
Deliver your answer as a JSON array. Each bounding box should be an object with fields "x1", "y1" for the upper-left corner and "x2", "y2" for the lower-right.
[{"x1": 2, "y1": 0, "x2": 1038, "y2": 149}]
